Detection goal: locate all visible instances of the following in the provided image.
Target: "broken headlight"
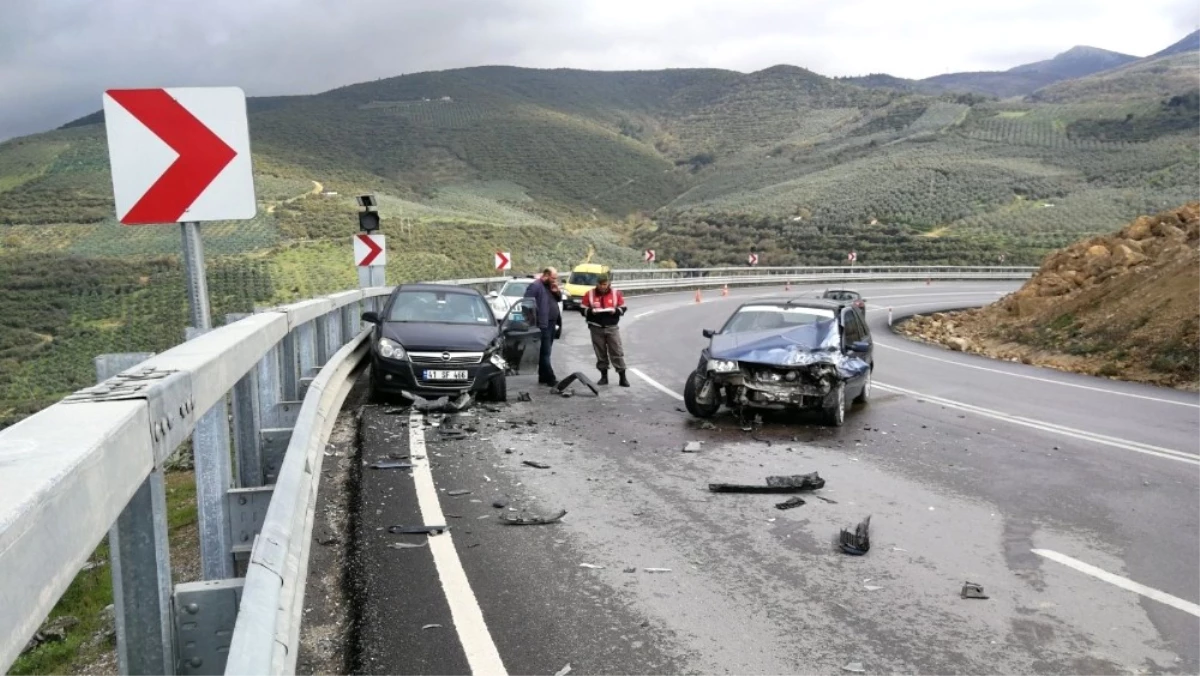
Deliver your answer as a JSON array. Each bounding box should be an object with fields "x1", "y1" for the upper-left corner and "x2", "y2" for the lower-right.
[{"x1": 707, "y1": 359, "x2": 739, "y2": 373}]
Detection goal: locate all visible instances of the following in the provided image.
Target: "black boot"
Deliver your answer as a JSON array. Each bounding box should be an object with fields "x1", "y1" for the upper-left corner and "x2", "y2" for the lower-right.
[
  {"x1": 618, "y1": 369, "x2": 630, "y2": 387},
  {"x1": 598, "y1": 369, "x2": 609, "y2": 385}
]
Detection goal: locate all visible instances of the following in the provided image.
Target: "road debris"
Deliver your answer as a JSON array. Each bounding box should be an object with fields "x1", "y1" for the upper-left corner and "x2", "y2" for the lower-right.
[
  {"x1": 421, "y1": 624, "x2": 443, "y2": 630},
  {"x1": 864, "y1": 585, "x2": 882, "y2": 591},
  {"x1": 386, "y1": 541, "x2": 428, "y2": 550},
  {"x1": 554, "y1": 372, "x2": 600, "y2": 396},
  {"x1": 500, "y1": 510, "x2": 567, "y2": 525},
  {"x1": 709, "y1": 472, "x2": 826, "y2": 493},
  {"x1": 406, "y1": 391, "x2": 473, "y2": 413},
  {"x1": 492, "y1": 499, "x2": 509, "y2": 509},
  {"x1": 811, "y1": 495, "x2": 839, "y2": 504},
  {"x1": 623, "y1": 567, "x2": 637, "y2": 573},
  {"x1": 579, "y1": 563, "x2": 605, "y2": 570},
  {"x1": 446, "y1": 489, "x2": 472, "y2": 496},
  {"x1": 517, "y1": 392, "x2": 533, "y2": 402},
  {"x1": 644, "y1": 567, "x2": 672, "y2": 573},
  {"x1": 387, "y1": 525, "x2": 448, "y2": 535},
  {"x1": 775, "y1": 496, "x2": 806, "y2": 510},
  {"x1": 961, "y1": 582, "x2": 989, "y2": 599},
  {"x1": 369, "y1": 460, "x2": 414, "y2": 470},
  {"x1": 683, "y1": 441, "x2": 703, "y2": 453},
  {"x1": 555, "y1": 664, "x2": 573, "y2": 676},
  {"x1": 522, "y1": 460, "x2": 551, "y2": 469},
  {"x1": 838, "y1": 515, "x2": 871, "y2": 555},
  {"x1": 842, "y1": 662, "x2": 866, "y2": 673}
]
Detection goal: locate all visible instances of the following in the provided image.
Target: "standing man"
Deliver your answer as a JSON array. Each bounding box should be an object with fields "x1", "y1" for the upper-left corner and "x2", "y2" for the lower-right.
[
  {"x1": 524, "y1": 267, "x2": 563, "y2": 386},
  {"x1": 581, "y1": 273, "x2": 629, "y2": 387}
]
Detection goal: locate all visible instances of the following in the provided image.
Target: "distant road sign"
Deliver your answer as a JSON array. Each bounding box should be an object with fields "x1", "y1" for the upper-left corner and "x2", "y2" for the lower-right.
[
  {"x1": 354, "y1": 234, "x2": 386, "y2": 267},
  {"x1": 644, "y1": 249, "x2": 656, "y2": 263},
  {"x1": 748, "y1": 253, "x2": 759, "y2": 266},
  {"x1": 495, "y1": 252, "x2": 512, "y2": 271},
  {"x1": 102, "y1": 87, "x2": 256, "y2": 224},
  {"x1": 848, "y1": 251, "x2": 857, "y2": 263}
]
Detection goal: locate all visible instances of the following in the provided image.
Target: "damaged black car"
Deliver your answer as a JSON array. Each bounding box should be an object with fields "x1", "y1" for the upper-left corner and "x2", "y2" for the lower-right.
[{"x1": 683, "y1": 299, "x2": 873, "y2": 426}]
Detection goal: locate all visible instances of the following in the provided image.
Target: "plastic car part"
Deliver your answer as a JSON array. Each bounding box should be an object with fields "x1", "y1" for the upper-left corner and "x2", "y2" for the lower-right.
[
  {"x1": 708, "y1": 472, "x2": 826, "y2": 493},
  {"x1": 961, "y1": 582, "x2": 989, "y2": 599},
  {"x1": 838, "y1": 515, "x2": 871, "y2": 555},
  {"x1": 387, "y1": 525, "x2": 448, "y2": 535},
  {"x1": 775, "y1": 496, "x2": 806, "y2": 510},
  {"x1": 500, "y1": 509, "x2": 567, "y2": 525},
  {"x1": 554, "y1": 372, "x2": 599, "y2": 396}
]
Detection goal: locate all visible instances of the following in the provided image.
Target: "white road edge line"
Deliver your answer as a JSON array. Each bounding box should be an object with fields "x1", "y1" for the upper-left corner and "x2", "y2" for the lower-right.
[
  {"x1": 408, "y1": 411, "x2": 508, "y2": 675},
  {"x1": 873, "y1": 382, "x2": 1199, "y2": 464},
  {"x1": 869, "y1": 325, "x2": 1199, "y2": 410},
  {"x1": 628, "y1": 367, "x2": 1198, "y2": 465},
  {"x1": 1032, "y1": 549, "x2": 1200, "y2": 618}
]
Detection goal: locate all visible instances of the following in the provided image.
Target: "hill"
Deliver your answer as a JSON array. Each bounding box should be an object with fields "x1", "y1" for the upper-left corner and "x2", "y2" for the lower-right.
[
  {"x1": 0, "y1": 48, "x2": 1198, "y2": 429},
  {"x1": 899, "y1": 203, "x2": 1200, "y2": 389},
  {"x1": 1150, "y1": 29, "x2": 1200, "y2": 58}
]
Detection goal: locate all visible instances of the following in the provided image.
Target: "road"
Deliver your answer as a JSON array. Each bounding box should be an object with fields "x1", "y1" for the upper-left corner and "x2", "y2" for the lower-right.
[{"x1": 346, "y1": 281, "x2": 1200, "y2": 675}]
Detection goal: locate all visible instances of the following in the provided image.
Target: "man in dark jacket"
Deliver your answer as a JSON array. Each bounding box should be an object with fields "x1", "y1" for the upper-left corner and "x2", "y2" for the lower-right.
[
  {"x1": 580, "y1": 273, "x2": 629, "y2": 386},
  {"x1": 523, "y1": 267, "x2": 563, "y2": 386}
]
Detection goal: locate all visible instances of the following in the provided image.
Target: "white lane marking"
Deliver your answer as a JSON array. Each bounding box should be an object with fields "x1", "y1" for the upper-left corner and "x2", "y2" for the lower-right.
[
  {"x1": 408, "y1": 411, "x2": 508, "y2": 675},
  {"x1": 873, "y1": 382, "x2": 1199, "y2": 465},
  {"x1": 630, "y1": 367, "x2": 684, "y2": 400},
  {"x1": 1032, "y1": 549, "x2": 1200, "y2": 618},
  {"x1": 628, "y1": 366, "x2": 1198, "y2": 465},
  {"x1": 874, "y1": 341, "x2": 1200, "y2": 409},
  {"x1": 632, "y1": 310, "x2": 658, "y2": 319}
]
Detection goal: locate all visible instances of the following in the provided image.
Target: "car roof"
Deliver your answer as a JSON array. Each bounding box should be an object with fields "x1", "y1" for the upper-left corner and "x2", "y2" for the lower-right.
[
  {"x1": 738, "y1": 297, "x2": 846, "y2": 311},
  {"x1": 572, "y1": 264, "x2": 608, "y2": 272},
  {"x1": 393, "y1": 283, "x2": 483, "y2": 295}
]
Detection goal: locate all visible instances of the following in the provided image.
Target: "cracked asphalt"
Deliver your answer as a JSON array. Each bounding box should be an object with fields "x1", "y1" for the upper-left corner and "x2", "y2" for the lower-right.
[{"x1": 345, "y1": 281, "x2": 1199, "y2": 675}]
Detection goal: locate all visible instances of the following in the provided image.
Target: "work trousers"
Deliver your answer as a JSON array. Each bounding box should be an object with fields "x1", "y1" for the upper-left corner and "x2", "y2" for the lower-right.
[
  {"x1": 589, "y1": 325, "x2": 626, "y2": 370},
  {"x1": 538, "y1": 326, "x2": 557, "y2": 384}
]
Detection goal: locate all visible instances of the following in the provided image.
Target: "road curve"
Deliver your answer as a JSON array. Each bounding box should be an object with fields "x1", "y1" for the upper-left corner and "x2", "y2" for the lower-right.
[{"x1": 347, "y1": 281, "x2": 1200, "y2": 675}]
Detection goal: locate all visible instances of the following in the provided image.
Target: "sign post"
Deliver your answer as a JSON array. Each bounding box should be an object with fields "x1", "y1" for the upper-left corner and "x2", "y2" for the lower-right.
[
  {"x1": 848, "y1": 250, "x2": 857, "y2": 269},
  {"x1": 102, "y1": 86, "x2": 257, "y2": 589}
]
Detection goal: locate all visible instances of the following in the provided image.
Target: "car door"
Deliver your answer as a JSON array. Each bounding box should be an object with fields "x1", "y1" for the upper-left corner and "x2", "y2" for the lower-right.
[
  {"x1": 500, "y1": 297, "x2": 542, "y2": 374},
  {"x1": 840, "y1": 307, "x2": 870, "y2": 395}
]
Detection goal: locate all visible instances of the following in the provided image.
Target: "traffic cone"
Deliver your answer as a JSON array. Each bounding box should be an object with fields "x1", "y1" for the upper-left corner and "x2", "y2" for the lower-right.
[{"x1": 695, "y1": 289, "x2": 702, "y2": 303}]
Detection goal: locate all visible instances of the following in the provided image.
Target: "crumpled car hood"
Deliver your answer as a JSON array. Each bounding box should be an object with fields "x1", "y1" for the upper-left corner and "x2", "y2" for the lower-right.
[{"x1": 709, "y1": 321, "x2": 868, "y2": 378}]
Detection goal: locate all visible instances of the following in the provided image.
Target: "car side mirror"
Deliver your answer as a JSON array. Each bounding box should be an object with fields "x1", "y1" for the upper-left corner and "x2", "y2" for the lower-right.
[
  {"x1": 850, "y1": 340, "x2": 871, "y2": 353},
  {"x1": 702, "y1": 329, "x2": 716, "y2": 338},
  {"x1": 361, "y1": 311, "x2": 381, "y2": 324}
]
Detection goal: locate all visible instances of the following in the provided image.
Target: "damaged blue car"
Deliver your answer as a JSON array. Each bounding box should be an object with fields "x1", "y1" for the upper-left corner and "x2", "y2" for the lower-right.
[{"x1": 683, "y1": 298, "x2": 873, "y2": 426}]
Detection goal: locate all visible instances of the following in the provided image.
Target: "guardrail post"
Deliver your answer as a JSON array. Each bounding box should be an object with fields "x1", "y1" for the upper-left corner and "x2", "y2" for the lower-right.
[
  {"x1": 297, "y1": 321, "x2": 317, "y2": 396},
  {"x1": 186, "y1": 328, "x2": 236, "y2": 581},
  {"x1": 340, "y1": 303, "x2": 356, "y2": 347},
  {"x1": 280, "y1": 331, "x2": 299, "y2": 401},
  {"x1": 96, "y1": 353, "x2": 177, "y2": 676},
  {"x1": 226, "y1": 314, "x2": 263, "y2": 489}
]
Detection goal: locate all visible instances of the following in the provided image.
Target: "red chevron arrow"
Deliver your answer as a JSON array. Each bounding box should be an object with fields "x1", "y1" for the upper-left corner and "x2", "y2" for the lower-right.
[
  {"x1": 106, "y1": 89, "x2": 237, "y2": 224},
  {"x1": 357, "y1": 234, "x2": 384, "y2": 266},
  {"x1": 494, "y1": 251, "x2": 511, "y2": 270}
]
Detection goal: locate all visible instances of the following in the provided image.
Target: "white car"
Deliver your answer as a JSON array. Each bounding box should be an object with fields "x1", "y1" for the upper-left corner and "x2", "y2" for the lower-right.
[{"x1": 486, "y1": 277, "x2": 565, "y2": 338}]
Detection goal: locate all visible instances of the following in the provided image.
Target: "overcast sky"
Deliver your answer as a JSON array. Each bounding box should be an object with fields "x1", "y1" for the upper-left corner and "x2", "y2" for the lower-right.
[{"x1": 1, "y1": 0, "x2": 1196, "y2": 141}]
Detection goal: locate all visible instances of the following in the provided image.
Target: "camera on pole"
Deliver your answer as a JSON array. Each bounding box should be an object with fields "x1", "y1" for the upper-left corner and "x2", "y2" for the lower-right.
[{"x1": 356, "y1": 194, "x2": 380, "y2": 232}]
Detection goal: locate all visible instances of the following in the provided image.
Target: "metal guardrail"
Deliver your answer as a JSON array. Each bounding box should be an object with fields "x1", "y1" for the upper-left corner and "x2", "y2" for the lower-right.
[{"x1": 0, "y1": 266, "x2": 1035, "y2": 676}]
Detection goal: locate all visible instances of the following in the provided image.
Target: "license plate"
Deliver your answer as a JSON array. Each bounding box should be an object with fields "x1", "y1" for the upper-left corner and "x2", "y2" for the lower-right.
[{"x1": 423, "y1": 369, "x2": 468, "y2": 381}]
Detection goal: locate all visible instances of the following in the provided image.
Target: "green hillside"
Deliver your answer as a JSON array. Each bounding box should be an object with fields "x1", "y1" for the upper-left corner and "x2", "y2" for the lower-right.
[{"x1": 1, "y1": 51, "x2": 1198, "y2": 428}]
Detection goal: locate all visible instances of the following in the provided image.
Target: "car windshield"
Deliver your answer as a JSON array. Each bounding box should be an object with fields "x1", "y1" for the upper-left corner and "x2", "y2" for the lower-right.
[
  {"x1": 823, "y1": 291, "x2": 859, "y2": 300},
  {"x1": 501, "y1": 281, "x2": 532, "y2": 297},
  {"x1": 723, "y1": 305, "x2": 836, "y2": 333},
  {"x1": 569, "y1": 272, "x2": 599, "y2": 286},
  {"x1": 387, "y1": 290, "x2": 494, "y2": 325}
]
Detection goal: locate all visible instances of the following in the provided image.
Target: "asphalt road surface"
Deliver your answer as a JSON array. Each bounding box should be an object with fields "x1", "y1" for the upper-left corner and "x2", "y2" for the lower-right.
[{"x1": 348, "y1": 281, "x2": 1200, "y2": 675}]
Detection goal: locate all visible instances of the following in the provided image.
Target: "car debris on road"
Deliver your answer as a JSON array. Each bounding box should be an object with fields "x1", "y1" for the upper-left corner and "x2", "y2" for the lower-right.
[
  {"x1": 554, "y1": 371, "x2": 600, "y2": 396},
  {"x1": 388, "y1": 525, "x2": 448, "y2": 535},
  {"x1": 683, "y1": 441, "x2": 703, "y2": 453},
  {"x1": 708, "y1": 472, "x2": 826, "y2": 493},
  {"x1": 500, "y1": 509, "x2": 567, "y2": 525},
  {"x1": 838, "y1": 515, "x2": 871, "y2": 555},
  {"x1": 369, "y1": 460, "x2": 414, "y2": 470},
  {"x1": 386, "y1": 541, "x2": 429, "y2": 550},
  {"x1": 775, "y1": 496, "x2": 806, "y2": 510},
  {"x1": 961, "y1": 582, "x2": 989, "y2": 599},
  {"x1": 522, "y1": 460, "x2": 551, "y2": 469}
]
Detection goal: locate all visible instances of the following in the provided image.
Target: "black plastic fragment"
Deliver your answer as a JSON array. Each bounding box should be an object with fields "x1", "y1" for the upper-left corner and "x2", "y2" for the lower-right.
[
  {"x1": 554, "y1": 372, "x2": 599, "y2": 396},
  {"x1": 387, "y1": 525, "x2": 448, "y2": 535},
  {"x1": 517, "y1": 392, "x2": 533, "y2": 403},
  {"x1": 838, "y1": 515, "x2": 871, "y2": 555},
  {"x1": 369, "y1": 460, "x2": 414, "y2": 470},
  {"x1": 446, "y1": 489, "x2": 472, "y2": 496},
  {"x1": 500, "y1": 510, "x2": 567, "y2": 525},
  {"x1": 775, "y1": 496, "x2": 806, "y2": 510},
  {"x1": 961, "y1": 582, "x2": 989, "y2": 599},
  {"x1": 522, "y1": 460, "x2": 551, "y2": 469},
  {"x1": 709, "y1": 472, "x2": 826, "y2": 493}
]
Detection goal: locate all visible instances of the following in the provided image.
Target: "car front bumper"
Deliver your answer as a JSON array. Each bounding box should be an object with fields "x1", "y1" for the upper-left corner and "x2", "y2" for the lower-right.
[
  {"x1": 705, "y1": 370, "x2": 838, "y2": 409},
  {"x1": 370, "y1": 354, "x2": 504, "y2": 398}
]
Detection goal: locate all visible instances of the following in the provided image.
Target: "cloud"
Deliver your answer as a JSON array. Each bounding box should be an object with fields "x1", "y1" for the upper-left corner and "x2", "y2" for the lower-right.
[{"x1": 1, "y1": 0, "x2": 1194, "y2": 141}]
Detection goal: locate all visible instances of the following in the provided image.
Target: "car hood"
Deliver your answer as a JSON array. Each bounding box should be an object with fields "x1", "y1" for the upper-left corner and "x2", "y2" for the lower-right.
[
  {"x1": 382, "y1": 322, "x2": 498, "y2": 352},
  {"x1": 709, "y1": 321, "x2": 867, "y2": 377}
]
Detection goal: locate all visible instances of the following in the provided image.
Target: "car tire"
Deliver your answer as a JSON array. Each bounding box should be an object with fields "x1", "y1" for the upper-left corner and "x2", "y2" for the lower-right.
[
  {"x1": 485, "y1": 374, "x2": 508, "y2": 403},
  {"x1": 684, "y1": 370, "x2": 720, "y2": 418},
  {"x1": 854, "y1": 368, "x2": 872, "y2": 405},
  {"x1": 824, "y1": 381, "x2": 846, "y2": 427}
]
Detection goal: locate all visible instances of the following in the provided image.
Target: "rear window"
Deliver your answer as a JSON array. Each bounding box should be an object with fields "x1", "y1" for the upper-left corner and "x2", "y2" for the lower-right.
[
  {"x1": 569, "y1": 272, "x2": 600, "y2": 286},
  {"x1": 501, "y1": 281, "x2": 532, "y2": 297}
]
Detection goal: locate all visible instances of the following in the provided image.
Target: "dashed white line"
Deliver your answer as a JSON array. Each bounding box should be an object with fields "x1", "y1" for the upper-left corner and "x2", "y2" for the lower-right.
[
  {"x1": 408, "y1": 412, "x2": 508, "y2": 675},
  {"x1": 872, "y1": 382, "x2": 1198, "y2": 465},
  {"x1": 1032, "y1": 549, "x2": 1200, "y2": 617}
]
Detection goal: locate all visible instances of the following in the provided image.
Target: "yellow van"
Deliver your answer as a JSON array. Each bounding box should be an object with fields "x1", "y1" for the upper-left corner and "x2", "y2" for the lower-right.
[{"x1": 562, "y1": 263, "x2": 610, "y2": 311}]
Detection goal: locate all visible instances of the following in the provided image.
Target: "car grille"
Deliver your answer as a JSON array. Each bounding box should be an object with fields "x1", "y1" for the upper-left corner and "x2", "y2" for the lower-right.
[{"x1": 408, "y1": 351, "x2": 484, "y2": 365}]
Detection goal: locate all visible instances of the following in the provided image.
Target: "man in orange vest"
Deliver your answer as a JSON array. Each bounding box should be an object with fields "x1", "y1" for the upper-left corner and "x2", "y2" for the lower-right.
[{"x1": 581, "y1": 273, "x2": 629, "y2": 386}]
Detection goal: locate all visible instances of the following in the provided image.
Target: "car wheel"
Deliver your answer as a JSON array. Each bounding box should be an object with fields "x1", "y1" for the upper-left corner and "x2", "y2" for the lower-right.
[
  {"x1": 485, "y1": 374, "x2": 508, "y2": 403},
  {"x1": 684, "y1": 370, "x2": 720, "y2": 418},
  {"x1": 854, "y1": 368, "x2": 872, "y2": 405},
  {"x1": 824, "y1": 381, "x2": 846, "y2": 427}
]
